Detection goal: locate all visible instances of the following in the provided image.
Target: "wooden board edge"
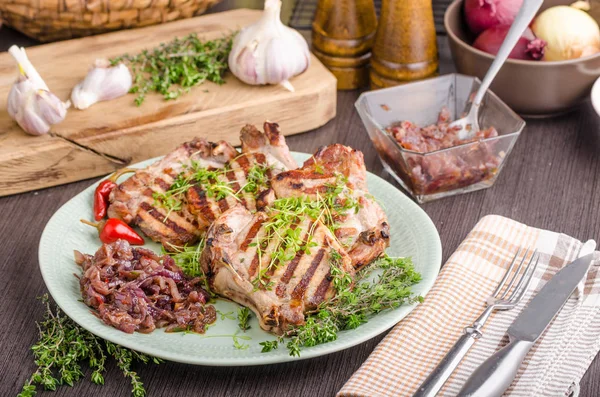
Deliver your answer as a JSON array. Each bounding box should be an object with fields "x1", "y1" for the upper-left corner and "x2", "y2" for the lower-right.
[
  {"x1": 69, "y1": 77, "x2": 338, "y2": 164},
  {"x1": 0, "y1": 138, "x2": 123, "y2": 197}
]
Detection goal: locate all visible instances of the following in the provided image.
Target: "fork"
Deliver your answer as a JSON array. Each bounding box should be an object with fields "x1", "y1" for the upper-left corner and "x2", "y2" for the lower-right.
[{"x1": 413, "y1": 249, "x2": 541, "y2": 397}]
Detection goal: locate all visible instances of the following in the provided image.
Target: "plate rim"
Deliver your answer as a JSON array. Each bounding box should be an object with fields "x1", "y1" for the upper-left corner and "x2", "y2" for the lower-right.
[{"x1": 39, "y1": 151, "x2": 442, "y2": 366}]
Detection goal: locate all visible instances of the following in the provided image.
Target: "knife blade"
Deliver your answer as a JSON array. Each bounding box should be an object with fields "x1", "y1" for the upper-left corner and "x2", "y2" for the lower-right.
[
  {"x1": 508, "y1": 253, "x2": 594, "y2": 342},
  {"x1": 458, "y1": 246, "x2": 596, "y2": 397}
]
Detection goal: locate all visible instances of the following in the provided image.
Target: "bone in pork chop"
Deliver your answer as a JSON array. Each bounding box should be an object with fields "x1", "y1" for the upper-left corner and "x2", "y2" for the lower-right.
[
  {"x1": 270, "y1": 144, "x2": 390, "y2": 270},
  {"x1": 108, "y1": 123, "x2": 297, "y2": 250},
  {"x1": 201, "y1": 204, "x2": 355, "y2": 334},
  {"x1": 240, "y1": 121, "x2": 298, "y2": 171},
  {"x1": 108, "y1": 139, "x2": 237, "y2": 248},
  {"x1": 185, "y1": 122, "x2": 297, "y2": 232}
]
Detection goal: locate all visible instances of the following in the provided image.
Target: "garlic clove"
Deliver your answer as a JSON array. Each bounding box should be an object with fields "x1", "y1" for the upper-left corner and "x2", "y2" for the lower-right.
[
  {"x1": 71, "y1": 59, "x2": 132, "y2": 110},
  {"x1": 7, "y1": 76, "x2": 33, "y2": 119},
  {"x1": 15, "y1": 94, "x2": 51, "y2": 136},
  {"x1": 7, "y1": 44, "x2": 70, "y2": 136},
  {"x1": 263, "y1": 36, "x2": 310, "y2": 91},
  {"x1": 11, "y1": 89, "x2": 69, "y2": 136},
  {"x1": 233, "y1": 47, "x2": 260, "y2": 85},
  {"x1": 36, "y1": 90, "x2": 69, "y2": 125},
  {"x1": 228, "y1": 0, "x2": 310, "y2": 91}
]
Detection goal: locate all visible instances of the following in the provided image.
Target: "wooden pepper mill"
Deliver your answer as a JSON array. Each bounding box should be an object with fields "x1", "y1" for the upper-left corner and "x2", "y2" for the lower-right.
[
  {"x1": 370, "y1": 0, "x2": 439, "y2": 89},
  {"x1": 312, "y1": 0, "x2": 378, "y2": 90}
]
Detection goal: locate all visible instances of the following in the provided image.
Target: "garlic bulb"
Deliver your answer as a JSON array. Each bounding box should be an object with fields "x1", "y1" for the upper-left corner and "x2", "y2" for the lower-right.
[
  {"x1": 71, "y1": 59, "x2": 132, "y2": 110},
  {"x1": 7, "y1": 45, "x2": 70, "y2": 136},
  {"x1": 532, "y1": 6, "x2": 600, "y2": 61},
  {"x1": 228, "y1": 0, "x2": 310, "y2": 92}
]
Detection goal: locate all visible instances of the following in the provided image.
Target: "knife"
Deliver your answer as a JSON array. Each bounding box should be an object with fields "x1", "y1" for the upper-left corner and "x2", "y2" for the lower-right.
[{"x1": 457, "y1": 240, "x2": 597, "y2": 397}]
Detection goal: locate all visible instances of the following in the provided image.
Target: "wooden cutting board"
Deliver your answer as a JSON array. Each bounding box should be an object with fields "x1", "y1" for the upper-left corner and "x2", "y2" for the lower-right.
[{"x1": 0, "y1": 9, "x2": 337, "y2": 197}]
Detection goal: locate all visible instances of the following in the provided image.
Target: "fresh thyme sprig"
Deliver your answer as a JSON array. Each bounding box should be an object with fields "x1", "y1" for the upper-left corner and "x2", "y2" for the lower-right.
[
  {"x1": 237, "y1": 307, "x2": 252, "y2": 331},
  {"x1": 105, "y1": 342, "x2": 159, "y2": 397},
  {"x1": 18, "y1": 295, "x2": 162, "y2": 397},
  {"x1": 258, "y1": 256, "x2": 422, "y2": 357},
  {"x1": 259, "y1": 340, "x2": 281, "y2": 353},
  {"x1": 111, "y1": 33, "x2": 235, "y2": 105}
]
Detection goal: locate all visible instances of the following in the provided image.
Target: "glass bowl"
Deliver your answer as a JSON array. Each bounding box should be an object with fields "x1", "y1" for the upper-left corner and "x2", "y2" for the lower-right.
[{"x1": 355, "y1": 73, "x2": 525, "y2": 203}]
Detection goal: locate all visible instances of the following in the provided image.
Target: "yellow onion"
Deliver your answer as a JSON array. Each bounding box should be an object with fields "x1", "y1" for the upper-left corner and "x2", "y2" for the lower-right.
[{"x1": 532, "y1": 6, "x2": 600, "y2": 61}]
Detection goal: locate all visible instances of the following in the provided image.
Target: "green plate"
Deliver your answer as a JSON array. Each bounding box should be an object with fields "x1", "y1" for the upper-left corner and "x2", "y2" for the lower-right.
[{"x1": 39, "y1": 152, "x2": 441, "y2": 366}]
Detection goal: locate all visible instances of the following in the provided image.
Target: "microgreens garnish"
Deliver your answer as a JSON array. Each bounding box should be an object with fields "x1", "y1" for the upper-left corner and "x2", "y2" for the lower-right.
[
  {"x1": 153, "y1": 160, "x2": 272, "y2": 220},
  {"x1": 247, "y1": 172, "x2": 361, "y2": 290},
  {"x1": 163, "y1": 241, "x2": 212, "y2": 294},
  {"x1": 217, "y1": 310, "x2": 236, "y2": 321},
  {"x1": 232, "y1": 331, "x2": 251, "y2": 350},
  {"x1": 242, "y1": 163, "x2": 272, "y2": 193},
  {"x1": 111, "y1": 33, "x2": 235, "y2": 106},
  {"x1": 163, "y1": 240, "x2": 205, "y2": 277}
]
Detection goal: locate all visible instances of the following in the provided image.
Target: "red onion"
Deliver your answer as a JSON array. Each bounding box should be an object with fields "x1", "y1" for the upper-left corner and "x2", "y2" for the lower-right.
[
  {"x1": 464, "y1": 0, "x2": 524, "y2": 35},
  {"x1": 473, "y1": 26, "x2": 546, "y2": 60}
]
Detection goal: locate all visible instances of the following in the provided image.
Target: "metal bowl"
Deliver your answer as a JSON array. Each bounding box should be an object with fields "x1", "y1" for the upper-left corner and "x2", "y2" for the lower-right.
[{"x1": 444, "y1": 0, "x2": 600, "y2": 116}]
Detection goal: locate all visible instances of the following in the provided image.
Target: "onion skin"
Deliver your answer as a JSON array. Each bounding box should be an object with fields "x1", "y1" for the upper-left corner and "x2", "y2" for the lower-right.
[
  {"x1": 464, "y1": 0, "x2": 524, "y2": 35},
  {"x1": 473, "y1": 26, "x2": 546, "y2": 60},
  {"x1": 532, "y1": 6, "x2": 600, "y2": 61}
]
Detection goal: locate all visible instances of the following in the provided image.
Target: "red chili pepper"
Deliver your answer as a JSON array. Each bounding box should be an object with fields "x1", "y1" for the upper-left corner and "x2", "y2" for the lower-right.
[
  {"x1": 81, "y1": 218, "x2": 145, "y2": 245},
  {"x1": 93, "y1": 168, "x2": 136, "y2": 221}
]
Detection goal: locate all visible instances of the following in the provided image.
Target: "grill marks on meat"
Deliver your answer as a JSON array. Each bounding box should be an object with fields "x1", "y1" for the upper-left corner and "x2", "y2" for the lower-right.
[
  {"x1": 75, "y1": 240, "x2": 216, "y2": 334},
  {"x1": 201, "y1": 205, "x2": 354, "y2": 334},
  {"x1": 108, "y1": 138, "x2": 237, "y2": 248},
  {"x1": 271, "y1": 144, "x2": 390, "y2": 270},
  {"x1": 102, "y1": 128, "x2": 392, "y2": 337},
  {"x1": 185, "y1": 152, "x2": 278, "y2": 231},
  {"x1": 108, "y1": 123, "x2": 296, "y2": 250}
]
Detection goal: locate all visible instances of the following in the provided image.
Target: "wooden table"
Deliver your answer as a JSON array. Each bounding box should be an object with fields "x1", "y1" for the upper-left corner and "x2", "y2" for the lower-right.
[{"x1": 2, "y1": 2, "x2": 600, "y2": 396}]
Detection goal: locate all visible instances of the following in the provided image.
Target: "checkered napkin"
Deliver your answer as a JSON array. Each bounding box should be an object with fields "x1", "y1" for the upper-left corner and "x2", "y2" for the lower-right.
[{"x1": 338, "y1": 214, "x2": 600, "y2": 397}]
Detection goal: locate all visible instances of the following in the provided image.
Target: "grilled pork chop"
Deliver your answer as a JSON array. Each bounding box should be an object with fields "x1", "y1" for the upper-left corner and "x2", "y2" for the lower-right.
[
  {"x1": 202, "y1": 204, "x2": 354, "y2": 334},
  {"x1": 271, "y1": 144, "x2": 390, "y2": 270},
  {"x1": 108, "y1": 139, "x2": 237, "y2": 248},
  {"x1": 185, "y1": 122, "x2": 297, "y2": 232},
  {"x1": 108, "y1": 123, "x2": 297, "y2": 249}
]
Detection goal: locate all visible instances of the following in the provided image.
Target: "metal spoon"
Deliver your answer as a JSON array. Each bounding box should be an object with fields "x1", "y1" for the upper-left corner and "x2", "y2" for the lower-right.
[{"x1": 451, "y1": 0, "x2": 544, "y2": 140}]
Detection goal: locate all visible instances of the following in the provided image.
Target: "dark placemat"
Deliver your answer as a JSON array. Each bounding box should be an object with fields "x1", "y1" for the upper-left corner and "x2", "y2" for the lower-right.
[{"x1": 290, "y1": 0, "x2": 452, "y2": 34}]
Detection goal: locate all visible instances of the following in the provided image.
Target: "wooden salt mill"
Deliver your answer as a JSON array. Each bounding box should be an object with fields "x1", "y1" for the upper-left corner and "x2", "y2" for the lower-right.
[
  {"x1": 312, "y1": 0, "x2": 378, "y2": 89},
  {"x1": 370, "y1": 0, "x2": 439, "y2": 89}
]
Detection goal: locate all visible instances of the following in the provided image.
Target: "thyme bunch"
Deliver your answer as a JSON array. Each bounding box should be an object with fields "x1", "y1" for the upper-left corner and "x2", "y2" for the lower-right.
[
  {"x1": 111, "y1": 33, "x2": 235, "y2": 106},
  {"x1": 18, "y1": 295, "x2": 161, "y2": 397}
]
